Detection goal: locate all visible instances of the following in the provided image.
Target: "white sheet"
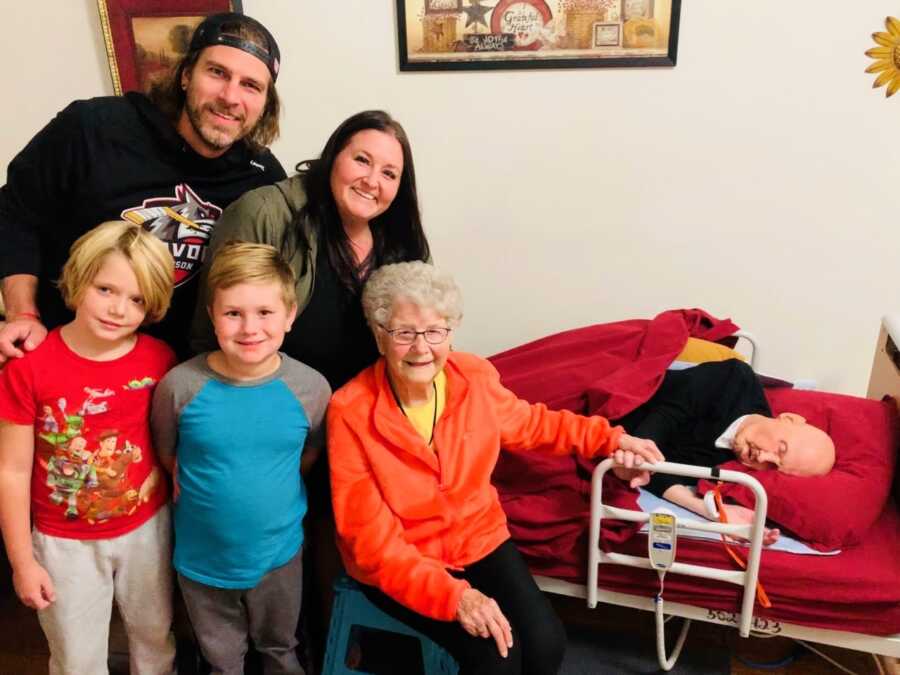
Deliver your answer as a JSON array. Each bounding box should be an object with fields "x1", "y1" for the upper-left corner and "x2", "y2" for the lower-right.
[{"x1": 636, "y1": 489, "x2": 840, "y2": 556}]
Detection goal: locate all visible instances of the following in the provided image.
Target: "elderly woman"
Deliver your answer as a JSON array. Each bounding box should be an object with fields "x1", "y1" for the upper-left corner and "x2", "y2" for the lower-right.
[{"x1": 328, "y1": 262, "x2": 663, "y2": 675}]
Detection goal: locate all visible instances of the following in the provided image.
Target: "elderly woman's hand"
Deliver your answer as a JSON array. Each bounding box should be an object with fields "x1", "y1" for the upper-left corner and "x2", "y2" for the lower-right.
[
  {"x1": 616, "y1": 433, "x2": 664, "y2": 465},
  {"x1": 611, "y1": 434, "x2": 664, "y2": 489},
  {"x1": 456, "y1": 588, "x2": 514, "y2": 658}
]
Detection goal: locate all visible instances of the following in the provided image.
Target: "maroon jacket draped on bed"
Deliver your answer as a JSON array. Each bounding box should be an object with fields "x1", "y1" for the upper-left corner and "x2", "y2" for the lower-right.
[{"x1": 489, "y1": 309, "x2": 739, "y2": 566}]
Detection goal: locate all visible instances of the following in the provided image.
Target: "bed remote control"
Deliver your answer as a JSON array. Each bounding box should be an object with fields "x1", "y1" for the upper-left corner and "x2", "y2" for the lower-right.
[{"x1": 648, "y1": 508, "x2": 677, "y2": 570}]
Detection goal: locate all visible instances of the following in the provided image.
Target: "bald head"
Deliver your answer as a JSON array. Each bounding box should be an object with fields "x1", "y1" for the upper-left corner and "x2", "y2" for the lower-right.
[{"x1": 733, "y1": 412, "x2": 835, "y2": 476}]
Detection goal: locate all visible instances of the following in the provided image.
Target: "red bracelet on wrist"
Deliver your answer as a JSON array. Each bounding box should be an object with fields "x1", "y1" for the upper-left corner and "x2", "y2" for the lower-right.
[{"x1": 11, "y1": 312, "x2": 41, "y2": 322}]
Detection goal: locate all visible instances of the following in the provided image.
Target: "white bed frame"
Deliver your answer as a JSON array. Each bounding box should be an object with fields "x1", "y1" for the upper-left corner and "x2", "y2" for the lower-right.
[
  {"x1": 534, "y1": 315, "x2": 900, "y2": 664},
  {"x1": 537, "y1": 457, "x2": 900, "y2": 659}
]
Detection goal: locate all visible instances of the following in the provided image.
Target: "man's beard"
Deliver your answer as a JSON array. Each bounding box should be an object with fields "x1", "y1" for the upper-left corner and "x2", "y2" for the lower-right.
[{"x1": 185, "y1": 99, "x2": 251, "y2": 152}]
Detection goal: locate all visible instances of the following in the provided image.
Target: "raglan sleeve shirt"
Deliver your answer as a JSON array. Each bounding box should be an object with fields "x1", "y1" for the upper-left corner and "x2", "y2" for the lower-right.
[
  {"x1": 149, "y1": 370, "x2": 181, "y2": 465},
  {"x1": 300, "y1": 371, "x2": 329, "y2": 450}
]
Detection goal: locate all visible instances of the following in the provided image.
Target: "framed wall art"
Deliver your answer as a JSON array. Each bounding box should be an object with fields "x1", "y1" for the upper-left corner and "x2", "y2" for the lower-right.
[
  {"x1": 397, "y1": 0, "x2": 680, "y2": 71},
  {"x1": 97, "y1": 0, "x2": 243, "y2": 95}
]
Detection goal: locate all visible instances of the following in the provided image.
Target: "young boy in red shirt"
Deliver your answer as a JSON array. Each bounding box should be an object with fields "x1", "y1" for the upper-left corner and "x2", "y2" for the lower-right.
[{"x1": 0, "y1": 220, "x2": 177, "y2": 675}]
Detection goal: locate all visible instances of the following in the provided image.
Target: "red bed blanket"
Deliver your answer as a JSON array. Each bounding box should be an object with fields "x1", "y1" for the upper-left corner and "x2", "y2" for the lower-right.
[
  {"x1": 491, "y1": 309, "x2": 738, "y2": 566},
  {"x1": 490, "y1": 310, "x2": 900, "y2": 635},
  {"x1": 527, "y1": 501, "x2": 900, "y2": 636}
]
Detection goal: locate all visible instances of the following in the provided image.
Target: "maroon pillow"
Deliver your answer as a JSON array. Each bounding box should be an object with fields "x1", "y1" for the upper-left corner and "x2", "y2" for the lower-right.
[{"x1": 698, "y1": 388, "x2": 898, "y2": 551}]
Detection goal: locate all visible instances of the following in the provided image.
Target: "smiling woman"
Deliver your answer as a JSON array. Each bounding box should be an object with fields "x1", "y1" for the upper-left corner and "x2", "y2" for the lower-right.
[
  {"x1": 329, "y1": 129, "x2": 404, "y2": 241},
  {"x1": 327, "y1": 261, "x2": 663, "y2": 675}
]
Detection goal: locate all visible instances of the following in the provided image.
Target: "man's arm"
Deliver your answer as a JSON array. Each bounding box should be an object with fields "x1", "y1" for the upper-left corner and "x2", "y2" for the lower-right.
[
  {"x1": 0, "y1": 421, "x2": 55, "y2": 609},
  {"x1": 0, "y1": 102, "x2": 95, "y2": 363},
  {"x1": 0, "y1": 275, "x2": 47, "y2": 363},
  {"x1": 292, "y1": 365, "x2": 331, "y2": 477},
  {"x1": 662, "y1": 484, "x2": 712, "y2": 517},
  {"x1": 662, "y1": 483, "x2": 780, "y2": 545},
  {"x1": 1, "y1": 275, "x2": 39, "y2": 317}
]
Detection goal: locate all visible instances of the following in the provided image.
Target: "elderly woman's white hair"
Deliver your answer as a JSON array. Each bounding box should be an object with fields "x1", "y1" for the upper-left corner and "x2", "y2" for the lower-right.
[{"x1": 362, "y1": 261, "x2": 463, "y2": 330}]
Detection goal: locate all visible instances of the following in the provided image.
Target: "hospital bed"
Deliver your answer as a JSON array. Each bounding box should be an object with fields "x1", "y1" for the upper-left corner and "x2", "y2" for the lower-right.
[{"x1": 491, "y1": 313, "x2": 900, "y2": 670}]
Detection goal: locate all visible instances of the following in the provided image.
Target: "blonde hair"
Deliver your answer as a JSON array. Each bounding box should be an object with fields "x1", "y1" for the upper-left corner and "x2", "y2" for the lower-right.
[
  {"x1": 58, "y1": 221, "x2": 174, "y2": 324},
  {"x1": 205, "y1": 241, "x2": 297, "y2": 309}
]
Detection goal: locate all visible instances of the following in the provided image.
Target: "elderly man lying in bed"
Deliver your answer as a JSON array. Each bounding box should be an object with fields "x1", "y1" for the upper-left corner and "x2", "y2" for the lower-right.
[{"x1": 612, "y1": 359, "x2": 835, "y2": 545}]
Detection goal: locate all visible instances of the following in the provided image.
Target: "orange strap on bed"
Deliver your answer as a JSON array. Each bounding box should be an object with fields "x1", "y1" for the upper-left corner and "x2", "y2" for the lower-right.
[{"x1": 713, "y1": 485, "x2": 772, "y2": 609}]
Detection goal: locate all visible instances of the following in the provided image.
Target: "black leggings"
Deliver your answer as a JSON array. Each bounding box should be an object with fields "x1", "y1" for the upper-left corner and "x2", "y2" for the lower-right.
[{"x1": 361, "y1": 540, "x2": 566, "y2": 675}]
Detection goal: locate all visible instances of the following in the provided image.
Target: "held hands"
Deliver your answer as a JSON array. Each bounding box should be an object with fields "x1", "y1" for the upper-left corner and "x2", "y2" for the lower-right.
[
  {"x1": 611, "y1": 434, "x2": 664, "y2": 489},
  {"x1": 456, "y1": 588, "x2": 514, "y2": 658},
  {"x1": 13, "y1": 559, "x2": 56, "y2": 610},
  {"x1": 0, "y1": 316, "x2": 48, "y2": 365}
]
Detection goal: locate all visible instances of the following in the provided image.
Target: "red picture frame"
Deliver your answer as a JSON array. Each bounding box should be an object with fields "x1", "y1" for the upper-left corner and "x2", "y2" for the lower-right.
[{"x1": 97, "y1": 0, "x2": 242, "y2": 95}]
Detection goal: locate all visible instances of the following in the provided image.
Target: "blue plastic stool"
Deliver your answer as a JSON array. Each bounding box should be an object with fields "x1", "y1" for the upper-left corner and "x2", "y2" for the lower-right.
[{"x1": 322, "y1": 576, "x2": 458, "y2": 675}]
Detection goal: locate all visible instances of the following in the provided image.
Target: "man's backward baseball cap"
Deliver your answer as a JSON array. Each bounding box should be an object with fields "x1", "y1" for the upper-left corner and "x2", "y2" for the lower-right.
[{"x1": 188, "y1": 12, "x2": 280, "y2": 81}]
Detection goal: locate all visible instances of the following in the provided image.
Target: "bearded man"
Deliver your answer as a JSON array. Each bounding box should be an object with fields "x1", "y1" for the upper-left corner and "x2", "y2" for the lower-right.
[{"x1": 0, "y1": 12, "x2": 287, "y2": 359}]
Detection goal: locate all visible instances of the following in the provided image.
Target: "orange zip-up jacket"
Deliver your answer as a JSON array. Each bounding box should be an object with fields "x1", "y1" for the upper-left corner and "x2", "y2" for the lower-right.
[{"x1": 328, "y1": 352, "x2": 624, "y2": 621}]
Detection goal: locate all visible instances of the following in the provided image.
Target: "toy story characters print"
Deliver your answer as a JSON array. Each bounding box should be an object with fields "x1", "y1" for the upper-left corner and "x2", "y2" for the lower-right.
[
  {"x1": 46, "y1": 435, "x2": 97, "y2": 519},
  {"x1": 78, "y1": 431, "x2": 148, "y2": 524},
  {"x1": 36, "y1": 374, "x2": 161, "y2": 524}
]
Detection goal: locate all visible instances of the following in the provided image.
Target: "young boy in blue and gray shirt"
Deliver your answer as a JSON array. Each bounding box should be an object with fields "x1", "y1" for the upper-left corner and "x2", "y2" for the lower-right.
[{"x1": 151, "y1": 241, "x2": 330, "y2": 675}]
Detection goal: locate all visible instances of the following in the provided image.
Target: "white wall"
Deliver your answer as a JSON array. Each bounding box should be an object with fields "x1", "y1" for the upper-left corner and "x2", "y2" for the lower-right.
[{"x1": 3, "y1": 1, "x2": 898, "y2": 394}]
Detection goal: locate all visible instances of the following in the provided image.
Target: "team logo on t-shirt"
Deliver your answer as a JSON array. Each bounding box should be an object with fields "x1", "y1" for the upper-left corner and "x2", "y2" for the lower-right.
[{"x1": 120, "y1": 184, "x2": 223, "y2": 286}]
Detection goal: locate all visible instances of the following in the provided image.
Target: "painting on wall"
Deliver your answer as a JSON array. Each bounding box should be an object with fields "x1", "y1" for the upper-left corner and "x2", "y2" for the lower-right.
[
  {"x1": 97, "y1": 0, "x2": 242, "y2": 95},
  {"x1": 397, "y1": 0, "x2": 680, "y2": 71}
]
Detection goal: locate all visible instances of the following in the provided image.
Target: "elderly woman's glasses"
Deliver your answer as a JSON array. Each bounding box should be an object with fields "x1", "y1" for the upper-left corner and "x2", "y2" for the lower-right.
[{"x1": 379, "y1": 325, "x2": 452, "y2": 345}]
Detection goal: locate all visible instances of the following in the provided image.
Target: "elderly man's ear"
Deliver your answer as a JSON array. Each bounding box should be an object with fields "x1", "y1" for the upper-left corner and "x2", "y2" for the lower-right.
[{"x1": 777, "y1": 412, "x2": 807, "y2": 425}]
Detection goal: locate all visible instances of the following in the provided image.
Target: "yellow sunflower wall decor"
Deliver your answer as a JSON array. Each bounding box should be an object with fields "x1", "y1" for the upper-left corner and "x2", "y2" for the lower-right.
[{"x1": 866, "y1": 17, "x2": 900, "y2": 97}]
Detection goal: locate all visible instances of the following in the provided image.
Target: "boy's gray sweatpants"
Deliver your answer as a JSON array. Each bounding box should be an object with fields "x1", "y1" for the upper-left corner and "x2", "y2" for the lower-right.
[{"x1": 178, "y1": 546, "x2": 305, "y2": 675}]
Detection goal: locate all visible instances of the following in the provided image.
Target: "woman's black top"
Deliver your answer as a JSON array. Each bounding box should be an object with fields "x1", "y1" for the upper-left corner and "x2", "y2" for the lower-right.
[{"x1": 285, "y1": 245, "x2": 379, "y2": 393}]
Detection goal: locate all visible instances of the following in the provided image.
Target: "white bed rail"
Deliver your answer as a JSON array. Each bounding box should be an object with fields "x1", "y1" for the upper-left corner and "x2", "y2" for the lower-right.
[
  {"x1": 731, "y1": 330, "x2": 759, "y2": 370},
  {"x1": 588, "y1": 458, "x2": 768, "y2": 638}
]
